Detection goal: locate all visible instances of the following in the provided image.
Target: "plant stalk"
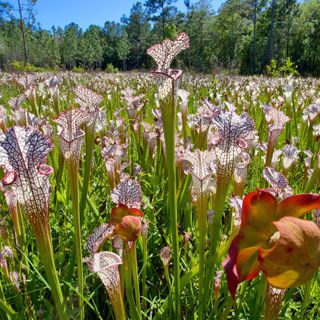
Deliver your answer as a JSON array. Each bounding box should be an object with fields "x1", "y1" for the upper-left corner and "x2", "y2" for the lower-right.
[
  {"x1": 130, "y1": 243, "x2": 141, "y2": 318},
  {"x1": 108, "y1": 274, "x2": 126, "y2": 320},
  {"x1": 80, "y1": 125, "x2": 96, "y2": 226},
  {"x1": 141, "y1": 234, "x2": 148, "y2": 307},
  {"x1": 33, "y1": 221, "x2": 67, "y2": 320},
  {"x1": 265, "y1": 140, "x2": 275, "y2": 167},
  {"x1": 68, "y1": 160, "x2": 84, "y2": 320},
  {"x1": 203, "y1": 177, "x2": 229, "y2": 314},
  {"x1": 124, "y1": 245, "x2": 140, "y2": 320},
  {"x1": 196, "y1": 194, "x2": 208, "y2": 319},
  {"x1": 161, "y1": 80, "x2": 180, "y2": 319}
]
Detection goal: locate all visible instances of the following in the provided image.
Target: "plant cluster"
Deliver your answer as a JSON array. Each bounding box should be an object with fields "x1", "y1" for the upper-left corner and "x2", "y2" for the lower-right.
[
  {"x1": 0, "y1": 33, "x2": 319, "y2": 320},
  {"x1": 266, "y1": 58, "x2": 300, "y2": 78}
]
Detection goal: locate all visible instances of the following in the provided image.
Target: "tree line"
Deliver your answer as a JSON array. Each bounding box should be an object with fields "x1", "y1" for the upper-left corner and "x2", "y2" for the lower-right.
[{"x1": 0, "y1": 0, "x2": 320, "y2": 75}]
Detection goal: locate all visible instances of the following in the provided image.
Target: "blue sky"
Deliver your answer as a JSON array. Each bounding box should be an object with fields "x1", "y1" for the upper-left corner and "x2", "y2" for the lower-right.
[{"x1": 9, "y1": 0, "x2": 224, "y2": 30}]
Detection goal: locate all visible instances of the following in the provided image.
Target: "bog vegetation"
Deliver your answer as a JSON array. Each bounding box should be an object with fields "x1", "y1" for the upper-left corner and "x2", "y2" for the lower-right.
[{"x1": 0, "y1": 31, "x2": 319, "y2": 320}]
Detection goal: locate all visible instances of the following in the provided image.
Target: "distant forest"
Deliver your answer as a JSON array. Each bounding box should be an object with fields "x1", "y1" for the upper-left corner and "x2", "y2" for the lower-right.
[{"x1": 0, "y1": 0, "x2": 320, "y2": 75}]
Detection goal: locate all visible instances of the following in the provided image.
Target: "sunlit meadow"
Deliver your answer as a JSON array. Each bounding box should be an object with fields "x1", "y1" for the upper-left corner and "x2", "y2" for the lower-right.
[{"x1": 0, "y1": 34, "x2": 319, "y2": 320}]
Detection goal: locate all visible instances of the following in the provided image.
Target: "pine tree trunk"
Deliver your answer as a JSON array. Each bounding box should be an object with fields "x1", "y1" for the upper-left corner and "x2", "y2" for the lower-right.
[
  {"x1": 267, "y1": 0, "x2": 277, "y2": 64},
  {"x1": 252, "y1": 0, "x2": 258, "y2": 73},
  {"x1": 161, "y1": 3, "x2": 165, "y2": 39},
  {"x1": 17, "y1": 0, "x2": 28, "y2": 64}
]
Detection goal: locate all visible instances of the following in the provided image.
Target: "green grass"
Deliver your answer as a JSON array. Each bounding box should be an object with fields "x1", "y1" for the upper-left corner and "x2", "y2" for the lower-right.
[{"x1": 0, "y1": 72, "x2": 319, "y2": 319}]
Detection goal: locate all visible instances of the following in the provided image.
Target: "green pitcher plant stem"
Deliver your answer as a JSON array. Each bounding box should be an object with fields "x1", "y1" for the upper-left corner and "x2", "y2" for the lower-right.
[
  {"x1": 196, "y1": 194, "x2": 208, "y2": 319},
  {"x1": 141, "y1": 234, "x2": 148, "y2": 306},
  {"x1": 129, "y1": 242, "x2": 141, "y2": 318},
  {"x1": 33, "y1": 221, "x2": 67, "y2": 320},
  {"x1": 16, "y1": 203, "x2": 26, "y2": 251},
  {"x1": 80, "y1": 126, "x2": 95, "y2": 226},
  {"x1": 209, "y1": 178, "x2": 229, "y2": 259},
  {"x1": 203, "y1": 178, "x2": 229, "y2": 314},
  {"x1": 68, "y1": 160, "x2": 84, "y2": 320},
  {"x1": 125, "y1": 247, "x2": 140, "y2": 320},
  {"x1": 161, "y1": 80, "x2": 180, "y2": 319}
]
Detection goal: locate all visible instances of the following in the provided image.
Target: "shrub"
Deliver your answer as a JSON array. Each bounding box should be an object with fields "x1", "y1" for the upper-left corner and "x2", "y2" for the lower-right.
[
  {"x1": 266, "y1": 59, "x2": 279, "y2": 77},
  {"x1": 279, "y1": 57, "x2": 300, "y2": 76},
  {"x1": 266, "y1": 58, "x2": 299, "y2": 77},
  {"x1": 72, "y1": 66, "x2": 85, "y2": 73},
  {"x1": 105, "y1": 63, "x2": 119, "y2": 73},
  {"x1": 9, "y1": 61, "x2": 53, "y2": 72}
]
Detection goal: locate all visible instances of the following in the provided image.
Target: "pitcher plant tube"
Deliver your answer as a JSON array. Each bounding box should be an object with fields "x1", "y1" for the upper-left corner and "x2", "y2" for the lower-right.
[
  {"x1": 202, "y1": 108, "x2": 255, "y2": 313},
  {"x1": 85, "y1": 178, "x2": 144, "y2": 320},
  {"x1": 85, "y1": 251, "x2": 126, "y2": 320},
  {"x1": 147, "y1": 31, "x2": 190, "y2": 319},
  {"x1": 0, "y1": 126, "x2": 67, "y2": 319},
  {"x1": 183, "y1": 148, "x2": 215, "y2": 314},
  {"x1": 74, "y1": 85, "x2": 103, "y2": 226},
  {"x1": 54, "y1": 107, "x2": 91, "y2": 319}
]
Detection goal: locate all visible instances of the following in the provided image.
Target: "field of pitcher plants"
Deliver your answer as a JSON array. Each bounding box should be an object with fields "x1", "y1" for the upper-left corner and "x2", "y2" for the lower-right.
[{"x1": 0, "y1": 33, "x2": 319, "y2": 320}]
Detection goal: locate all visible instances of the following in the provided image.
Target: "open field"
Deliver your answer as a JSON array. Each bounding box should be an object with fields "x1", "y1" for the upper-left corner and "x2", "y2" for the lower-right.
[{"x1": 0, "y1": 69, "x2": 319, "y2": 320}]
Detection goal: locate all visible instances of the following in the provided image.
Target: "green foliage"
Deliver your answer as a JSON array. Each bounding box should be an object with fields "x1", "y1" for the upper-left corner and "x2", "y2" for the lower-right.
[
  {"x1": 117, "y1": 30, "x2": 131, "y2": 70},
  {"x1": 1, "y1": 0, "x2": 320, "y2": 74},
  {"x1": 266, "y1": 57, "x2": 299, "y2": 77},
  {"x1": 10, "y1": 60, "x2": 51, "y2": 72},
  {"x1": 266, "y1": 59, "x2": 280, "y2": 77},
  {"x1": 105, "y1": 63, "x2": 119, "y2": 73},
  {"x1": 80, "y1": 25, "x2": 104, "y2": 69},
  {"x1": 72, "y1": 65, "x2": 85, "y2": 73},
  {"x1": 144, "y1": 0, "x2": 178, "y2": 39},
  {"x1": 124, "y1": 2, "x2": 151, "y2": 69},
  {"x1": 279, "y1": 57, "x2": 300, "y2": 76},
  {"x1": 293, "y1": 0, "x2": 320, "y2": 75},
  {"x1": 60, "y1": 23, "x2": 82, "y2": 69}
]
